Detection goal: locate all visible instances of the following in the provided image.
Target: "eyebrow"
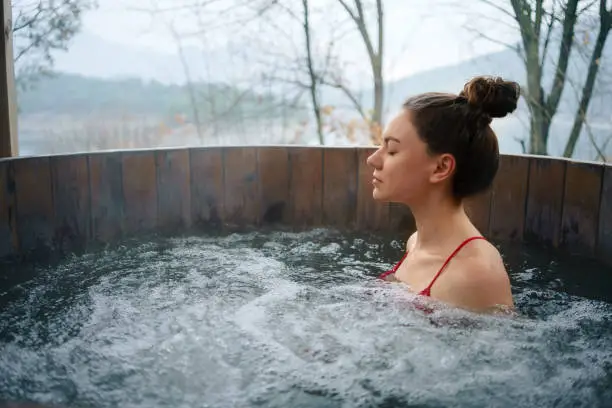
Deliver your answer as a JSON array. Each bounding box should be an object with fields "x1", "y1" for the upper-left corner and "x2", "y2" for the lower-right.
[{"x1": 384, "y1": 136, "x2": 400, "y2": 144}]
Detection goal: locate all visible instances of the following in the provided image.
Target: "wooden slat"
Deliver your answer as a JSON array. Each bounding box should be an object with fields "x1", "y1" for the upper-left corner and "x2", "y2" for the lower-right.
[
  {"x1": 122, "y1": 151, "x2": 157, "y2": 235},
  {"x1": 13, "y1": 157, "x2": 54, "y2": 252},
  {"x1": 223, "y1": 147, "x2": 259, "y2": 227},
  {"x1": 597, "y1": 165, "x2": 612, "y2": 264},
  {"x1": 561, "y1": 161, "x2": 603, "y2": 255},
  {"x1": 524, "y1": 157, "x2": 566, "y2": 247},
  {"x1": 0, "y1": 160, "x2": 8, "y2": 256},
  {"x1": 0, "y1": 0, "x2": 18, "y2": 158},
  {"x1": 0, "y1": 160, "x2": 16, "y2": 257},
  {"x1": 258, "y1": 146, "x2": 290, "y2": 225},
  {"x1": 356, "y1": 148, "x2": 389, "y2": 230},
  {"x1": 289, "y1": 147, "x2": 323, "y2": 229},
  {"x1": 157, "y1": 149, "x2": 191, "y2": 233},
  {"x1": 489, "y1": 155, "x2": 530, "y2": 241},
  {"x1": 190, "y1": 148, "x2": 224, "y2": 229},
  {"x1": 90, "y1": 153, "x2": 124, "y2": 243},
  {"x1": 464, "y1": 188, "x2": 492, "y2": 235},
  {"x1": 323, "y1": 148, "x2": 358, "y2": 229},
  {"x1": 51, "y1": 155, "x2": 90, "y2": 252}
]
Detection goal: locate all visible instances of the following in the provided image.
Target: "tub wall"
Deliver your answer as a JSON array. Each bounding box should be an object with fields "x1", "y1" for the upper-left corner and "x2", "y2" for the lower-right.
[{"x1": 0, "y1": 146, "x2": 610, "y2": 265}]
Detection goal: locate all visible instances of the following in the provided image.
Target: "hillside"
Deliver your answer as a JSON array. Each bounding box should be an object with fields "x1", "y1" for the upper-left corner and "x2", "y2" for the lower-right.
[
  {"x1": 17, "y1": 72, "x2": 297, "y2": 123},
  {"x1": 357, "y1": 46, "x2": 612, "y2": 120}
]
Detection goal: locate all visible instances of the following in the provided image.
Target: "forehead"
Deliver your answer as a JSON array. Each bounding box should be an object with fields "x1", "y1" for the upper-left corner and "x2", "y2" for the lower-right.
[{"x1": 382, "y1": 110, "x2": 418, "y2": 144}]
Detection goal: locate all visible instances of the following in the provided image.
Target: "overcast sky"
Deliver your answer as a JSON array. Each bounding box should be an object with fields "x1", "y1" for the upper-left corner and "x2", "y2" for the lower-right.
[{"x1": 78, "y1": 0, "x2": 520, "y2": 81}]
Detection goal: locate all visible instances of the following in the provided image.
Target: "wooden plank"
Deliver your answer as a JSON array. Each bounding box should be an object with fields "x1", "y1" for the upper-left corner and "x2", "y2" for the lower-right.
[
  {"x1": 489, "y1": 155, "x2": 530, "y2": 241},
  {"x1": 464, "y1": 188, "x2": 492, "y2": 235},
  {"x1": 258, "y1": 146, "x2": 290, "y2": 225},
  {"x1": 190, "y1": 148, "x2": 224, "y2": 228},
  {"x1": 223, "y1": 147, "x2": 259, "y2": 227},
  {"x1": 356, "y1": 148, "x2": 389, "y2": 230},
  {"x1": 89, "y1": 153, "x2": 124, "y2": 243},
  {"x1": 122, "y1": 151, "x2": 157, "y2": 235},
  {"x1": 597, "y1": 165, "x2": 612, "y2": 265},
  {"x1": 13, "y1": 157, "x2": 54, "y2": 252},
  {"x1": 561, "y1": 161, "x2": 603, "y2": 255},
  {"x1": 0, "y1": 0, "x2": 19, "y2": 158},
  {"x1": 50, "y1": 155, "x2": 90, "y2": 252},
  {"x1": 524, "y1": 157, "x2": 566, "y2": 247},
  {"x1": 157, "y1": 149, "x2": 191, "y2": 233},
  {"x1": 0, "y1": 160, "x2": 8, "y2": 256},
  {"x1": 322, "y1": 148, "x2": 358, "y2": 229},
  {"x1": 289, "y1": 147, "x2": 323, "y2": 229},
  {"x1": 0, "y1": 160, "x2": 16, "y2": 257}
]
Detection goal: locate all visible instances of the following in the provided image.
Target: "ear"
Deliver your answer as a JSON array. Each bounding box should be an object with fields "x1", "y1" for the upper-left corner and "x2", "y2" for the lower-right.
[{"x1": 430, "y1": 153, "x2": 455, "y2": 184}]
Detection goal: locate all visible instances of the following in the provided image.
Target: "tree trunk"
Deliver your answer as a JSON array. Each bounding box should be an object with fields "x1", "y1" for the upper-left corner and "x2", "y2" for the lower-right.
[
  {"x1": 509, "y1": 0, "x2": 579, "y2": 156},
  {"x1": 302, "y1": 0, "x2": 324, "y2": 145},
  {"x1": 563, "y1": 9, "x2": 611, "y2": 158},
  {"x1": 372, "y1": 63, "x2": 383, "y2": 136},
  {"x1": 528, "y1": 106, "x2": 550, "y2": 155},
  {"x1": 371, "y1": 0, "x2": 384, "y2": 136},
  {"x1": 337, "y1": 0, "x2": 384, "y2": 141},
  {"x1": 525, "y1": 43, "x2": 548, "y2": 154}
]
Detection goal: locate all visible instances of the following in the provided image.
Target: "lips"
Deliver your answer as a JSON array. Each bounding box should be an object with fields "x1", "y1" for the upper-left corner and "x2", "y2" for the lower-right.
[{"x1": 372, "y1": 174, "x2": 382, "y2": 184}]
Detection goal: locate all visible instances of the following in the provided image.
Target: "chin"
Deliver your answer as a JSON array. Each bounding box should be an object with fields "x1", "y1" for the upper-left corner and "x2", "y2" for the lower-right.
[{"x1": 372, "y1": 188, "x2": 389, "y2": 202}]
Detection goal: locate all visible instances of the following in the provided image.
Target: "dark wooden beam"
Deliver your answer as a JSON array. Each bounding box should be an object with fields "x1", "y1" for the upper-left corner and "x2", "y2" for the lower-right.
[{"x1": 0, "y1": 0, "x2": 17, "y2": 157}]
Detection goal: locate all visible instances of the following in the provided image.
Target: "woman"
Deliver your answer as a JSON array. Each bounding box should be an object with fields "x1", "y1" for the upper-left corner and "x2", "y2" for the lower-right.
[{"x1": 368, "y1": 75, "x2": 519, "y2": 314}]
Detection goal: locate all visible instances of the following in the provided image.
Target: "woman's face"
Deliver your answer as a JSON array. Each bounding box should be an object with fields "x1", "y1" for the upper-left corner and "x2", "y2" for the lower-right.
[{"x1": 366, "y1": 110, "x2": 452, "y2": 204}]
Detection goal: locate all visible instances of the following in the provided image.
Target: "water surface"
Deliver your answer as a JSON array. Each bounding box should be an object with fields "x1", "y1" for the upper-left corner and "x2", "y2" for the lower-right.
[{"x1": 1, "y1": 229, "x2": 611, "y2": 407}]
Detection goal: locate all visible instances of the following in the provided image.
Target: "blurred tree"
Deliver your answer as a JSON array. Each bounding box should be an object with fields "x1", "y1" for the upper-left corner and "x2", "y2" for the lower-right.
[
  {"x1": 12, "y1": 0, "x2": 98, "y2": 88},
  {"x1": 475, "y1": 0, "x2": 611, "y2": 157}
]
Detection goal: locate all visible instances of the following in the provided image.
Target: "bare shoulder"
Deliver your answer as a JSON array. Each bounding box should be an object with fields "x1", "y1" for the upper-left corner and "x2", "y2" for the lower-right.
[
  {"x1": 460, "y1": 238, "x2": 506, "y2": 274},
  {"x1": 441, "y1": 238, "x2": 514, "y2": 312}
]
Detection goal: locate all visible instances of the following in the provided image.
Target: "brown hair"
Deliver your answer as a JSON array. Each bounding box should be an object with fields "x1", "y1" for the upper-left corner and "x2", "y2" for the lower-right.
[{"x1": 403, "y1": 76, "x2": 520, "y2": 200}]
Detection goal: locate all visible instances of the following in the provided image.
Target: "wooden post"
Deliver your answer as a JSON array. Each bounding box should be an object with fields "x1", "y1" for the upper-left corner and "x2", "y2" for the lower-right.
[{"x1": 0, "y1": 0, "x2": 17, "y2": 157}]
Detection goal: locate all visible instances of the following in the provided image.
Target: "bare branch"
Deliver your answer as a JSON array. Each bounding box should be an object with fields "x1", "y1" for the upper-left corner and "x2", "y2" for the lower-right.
[
  {"x1": 126, "y1": 0, "x2": 227, "y2": 14},
  {"x1": 540, "y1": 2, "x2": 557, "y2": 68},
  {"x1": 320, "y1": 77, "x2": 368, "y2": 122},
  {"x1": 544, "y1": 0, "x2": 579, "y2": 118},
  {"x1": 336, "y1": 0, "x2": 359, "y2": 22},
  {"x1": 578, "y1": 0, "x2": 598, "y2": 14},
  {"x1": 534, "y1": 0, "x2": 544, "y2": 39},
  {"x1": 462, "y1": 24, "x2": 522, "y2": 53},
  {"x1": 475, "y1": 0, "x2": 517, "y2": 20}
]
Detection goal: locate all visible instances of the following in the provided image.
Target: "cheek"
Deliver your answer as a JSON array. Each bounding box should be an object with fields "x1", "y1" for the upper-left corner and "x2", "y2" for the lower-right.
[{"x1": 389, "y1": 155, "x2": 430, "y2": 192}]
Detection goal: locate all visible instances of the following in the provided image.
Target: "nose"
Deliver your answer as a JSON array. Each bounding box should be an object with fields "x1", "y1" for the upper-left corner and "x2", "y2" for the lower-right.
[{"x1": 366, "y1": 147, "x2": 383, "y2": 169}]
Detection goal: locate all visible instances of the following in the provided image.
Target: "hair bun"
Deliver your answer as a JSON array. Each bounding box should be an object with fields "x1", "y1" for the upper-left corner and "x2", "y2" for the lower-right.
[{"x1": 460, "y1": 76, "x2": 520, "y2": 118}]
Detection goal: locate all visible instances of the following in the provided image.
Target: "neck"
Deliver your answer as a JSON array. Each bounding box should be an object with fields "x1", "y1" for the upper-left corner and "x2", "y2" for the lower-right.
[{"x1": 408, "y1": 192, "x2": 473, "y2": 251}]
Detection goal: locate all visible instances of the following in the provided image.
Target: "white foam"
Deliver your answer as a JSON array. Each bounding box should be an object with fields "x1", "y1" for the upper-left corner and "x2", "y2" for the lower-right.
[{"x1": 0, "y1": 230, "x2": 610, "y2": 407}]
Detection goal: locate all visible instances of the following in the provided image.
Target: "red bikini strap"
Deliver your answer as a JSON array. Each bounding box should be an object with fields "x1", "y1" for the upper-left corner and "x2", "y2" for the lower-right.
[
  {"x1": 420, "y1": 236, "x2": 486, "y2": 296},
  {"x1": 379, "y1": 251, "x2": 408, "y2": 279}
]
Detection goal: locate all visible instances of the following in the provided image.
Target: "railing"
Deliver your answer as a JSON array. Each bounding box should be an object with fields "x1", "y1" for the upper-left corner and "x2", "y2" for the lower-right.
[{"x1": 0, "y1": 146, "x2": 610, "y2": 265}]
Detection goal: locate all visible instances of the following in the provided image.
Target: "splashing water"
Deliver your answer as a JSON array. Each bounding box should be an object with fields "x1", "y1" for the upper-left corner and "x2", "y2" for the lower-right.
[{"x1": 0, "y1": 229, "x2": 611, "y2": 408}]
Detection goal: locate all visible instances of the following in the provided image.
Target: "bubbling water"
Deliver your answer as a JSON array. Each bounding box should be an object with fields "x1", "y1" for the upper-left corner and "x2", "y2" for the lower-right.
[{"x1": 0, "y1": 229, "x2": 611, "y2": 408}]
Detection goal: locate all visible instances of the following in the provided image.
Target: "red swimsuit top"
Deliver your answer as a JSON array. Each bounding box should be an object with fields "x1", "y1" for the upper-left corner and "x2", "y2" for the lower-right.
[{"x1": 378, "y1": 236, "x2": 486, "y2": 296}]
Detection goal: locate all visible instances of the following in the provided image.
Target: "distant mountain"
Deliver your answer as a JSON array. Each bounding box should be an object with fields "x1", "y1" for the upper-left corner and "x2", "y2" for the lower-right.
[
  {"x1": 381, "y1": 48, "x2": 524, "y2": 109},
  {"x1": 51, "y1": 31, "x2": 252, "y2": 85},
  {"x1": 47, "y1": 28, "x2": 611, "y2": 121},
  {"x1": 16, "y1": 72, "x2": 294, "y2": 124},
  {"x1": 358, "y1": 44, "x2": 611, "y2": 121}
]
